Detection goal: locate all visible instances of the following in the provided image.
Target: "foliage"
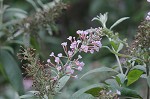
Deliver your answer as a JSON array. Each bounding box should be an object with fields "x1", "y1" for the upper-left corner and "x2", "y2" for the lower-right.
[{"x1": 0, "y1": 0, "x2": 150, "y2": 99}]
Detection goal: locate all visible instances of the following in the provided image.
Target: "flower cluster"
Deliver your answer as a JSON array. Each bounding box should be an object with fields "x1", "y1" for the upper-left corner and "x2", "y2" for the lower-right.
[
  {"x1": 18, "y1": 28, "x2": 102, "y2": 98},
  {"x1": 99, "y1": 89, "x2": 121, "y2": 99},
  {"x1": 46, "y1": 28, "x2": 102, "y2": 80}
]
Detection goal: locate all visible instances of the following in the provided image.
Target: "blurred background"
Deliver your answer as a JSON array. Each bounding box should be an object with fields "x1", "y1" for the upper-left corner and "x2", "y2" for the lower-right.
[{"x1": 0, "y1": 0, "x2": 149, "y2": 99}]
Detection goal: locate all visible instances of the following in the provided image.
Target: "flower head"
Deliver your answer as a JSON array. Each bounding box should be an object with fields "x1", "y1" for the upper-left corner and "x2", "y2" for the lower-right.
[
  {"x1": 50, "y1": 52, "x2": 54, "y2": 57},
  {"x1": 47, "y1": 59, "x2": 51, "y2": 63},
  {"x1": 55, "y1": 57, "x2": 60, "y2": 64},
  {"x1": 61, "y1": 42, "x2": 67, "y2": 46},
  {"x1": 58, "y1": 53, "x2": 62, "y2": 57}
]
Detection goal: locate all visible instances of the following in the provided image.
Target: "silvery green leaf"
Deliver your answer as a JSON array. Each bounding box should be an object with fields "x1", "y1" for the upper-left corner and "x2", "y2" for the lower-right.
[
  {"x1": 5, "y1": 8, "x2": 28, "y2": 14},
  {"x1": 26, "y1": 0, "x2": 41, "y2": 12},
  {"x1": 20, "y1": 94, "x2": 34, "y2": 99},
  {"x1": 110, "y1": 17, "x2": 129, "y2": 30},
  {"x1": 147, "y1": 76, "x2": 150, "y2": 87},
  {"x1": 55, "y1": 75, "x2": 70, "y2": 93},
  {"x1": 92, "y1": 13, "x2": 108, "y2": 28},
  {"x1": 71, "y1": 84, "x2": 104, "y2": 98},
  {"x1": 81, "y1": 67, "x2": 118, "y2": 79},
  {"x1": 117, "y1": 43, "x2": 124, "y2": 52}
]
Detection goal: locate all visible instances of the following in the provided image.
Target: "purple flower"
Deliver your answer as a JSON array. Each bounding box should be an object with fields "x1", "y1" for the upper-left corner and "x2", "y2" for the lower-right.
[
  {"x1": 147, "y1": 0, "x2": 150, "y2": 2},
  {"x1": 47, "y1": 59, "x2": 51, "y2": 63},
  {"x1": 50, "y1": 52, "x2": 54, "y2": 57},
  {"x1": 70, "y1": 41, "x2": 77, "y2": 49},
  {"x1": 77, "y1": 66, "x2": 82, "y2": 71},
  {"x1": 116, "y1": 90, "x2": 121, "y2": 95},
  {"x1": 76, "y1": 30, "x2": 84, "y2": 34},
  {"x1": 80, "y1": 45, "x2": 89, "y2": 53},
  {"x1": 78, "y1": 55, "x2": 82, "y2": 59},
  {"x1": 67, "y1": 36, "x2": 72, "y2": 41},
  {"x1": 68, "y1": 51, "x2": 73, "y2": 57},
  {"x1": 57, "y1": 66, "x2": 62, "y2": 71},
  {"x1": 90, "y1": 49, "x2": 94, "y2": 54},
  {"x1": 72, "y1": 75, "x2": 78, "y2": 79},
  {"x1": 58, "y1": 53, "x2": 62, "y2": 57},
  {"x1": 79, "y1": 62, "x2": 85, "y2": 67},
  {"x1": 61, "y1": 42, "x2": 67, "y2": 46},
  {"x1": 55, "y1": 57, "x2": 60, "y2": 64},
  {"x1": 66, "y1": 66, "x2": 74, "y2": 74}
]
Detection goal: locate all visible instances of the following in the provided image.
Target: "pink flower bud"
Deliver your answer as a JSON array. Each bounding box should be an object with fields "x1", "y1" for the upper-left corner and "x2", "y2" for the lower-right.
[
  {"x1": 58, "y1": 53, "x2": 62, "y2": 57},
  {"x1": 47, "y1": 59, "x2": 51, "y2": 63},
  {"x1": 55, "y1": 57, "x2": 60, "y2": 63},
  {"x1": 50, "y1": 52, "x2": 54, "y2": 57},
  {"x1": 61, "y1": 42, "x2": 67, "y2": 46},
  {"x1": 77, "y1": 66, "x2": 82, "y2": 71}
]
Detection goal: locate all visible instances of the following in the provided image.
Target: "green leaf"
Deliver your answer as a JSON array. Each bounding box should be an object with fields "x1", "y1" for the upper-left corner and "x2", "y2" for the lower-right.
[
  {"x1": 120, "y1": 87, "x2": 142, "y2": 98},
  {"x1": 55, "y1": 75, "x2": 70, "y2": 93},
  {"x1": 132, "y1": 65, "x2": 146, "y2": 72},
  {"x1": 105, "y1": 79, "x2": 120, "y2": 90},
  {"x1": 110, "y1": 17, "x2": 129, "y2": 30},
  {"x1": 72, "y1": 93, "x2": 95, "y2": 99},
  {"x1": 110, "y1": 41, "x2": 118, "y2": 51},
  {"x1": 81, "y1": 67, "x2": 118, "y2": 79},
  {"x1": 147, "y1": 76, "x2": 150, "y2": 88},
  {"x1": 71, "y1": 84, "x2": 105, "y2": 98},
  {"x1": 1, "y1": 46, "x2": 14, "y2": 54},
  {"x1": 127, "y1": 69, "x2": 143, "y2": 86},
  {"x1": 117, "y1": 43, "x2": 124, "y2": 52},
  {"x1": 116, "y1": 74, "x2": 126, "y2": 85},
  {"x1": 20, "y1": 94, "x2": 34, "y2": 99},
  {"x1": 0, "y1": 49, "x2": 24, "y2": 95},
  {"x1": 85, "y1": 87, "x2": 102, "y2": 97},
  {"x1": 5, "y1": 8, "x2": 28, "y2": 14},
  {"x1": 102, "y1": 46, "x2": 131, "y2": 58}
]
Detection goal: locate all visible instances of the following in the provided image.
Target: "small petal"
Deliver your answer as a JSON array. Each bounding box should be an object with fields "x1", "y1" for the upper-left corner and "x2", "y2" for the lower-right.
[
  {"x1": 116, "y1": 90, "x2": 121, "y2": 95},
  {"x1": 67, "y1": 36, "x2": 72, "y2": 41},
  {"x1": 47, "y1": 59, "x2": 51, "y2": 63},
  {"x1": 73, "y1": 75, "x2": 78, "y2": 79},
  {"x1": 58, "y1": 53, "x2": 62, "y2": 57},
  {"x1": 57, "y1": 66, "x2": 62, "y2": 71},
  {"x1": 79, "y1": 62, "x2": 85, "y2": 67},
  {"x1": 76, "y1": 30, "x2": 83, "y2": 34},
  {"x1": 68, "y1": 51, "x2": 73, "y2": 57},
  {"x1": 77, "y1": 66, "x2": 82, "y2": 71},
  {"x1": 90, "y1": 49, "x2": 94, "y2": 54},
  {"x1": 50, "y1": 52, "x2": 54, "y2": 56},
  {"x1": 55, "y1": 57, "x2": 60, "y2": 63},
  {"x1": 78, "y1": 55, "x2": 82, "y2": 59},
  {"x1": 61, "y1": 42, "x2": 67, "y2": 46}
]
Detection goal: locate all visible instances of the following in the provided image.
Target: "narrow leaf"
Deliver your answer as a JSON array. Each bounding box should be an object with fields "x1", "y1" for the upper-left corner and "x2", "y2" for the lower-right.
[
  {"x1": 71, "y1": 84, "x2": 104, "y2": 98},
  {"x1": 147, "y1": 76, "x2": 150, "y2": 88},
  {"x1": 117, "y1": 43, "x2": 124, "y2": 52},
  {"x1": 72, "y1": 93, "x2": 94, "y2": 99},
  {"x1": 116, "y1": 74, "x2": 126, "y2": 85},
  {"x1": 55, "y1": 75, "x2": 70, "y2": 93},
  {"x1": 110, "y1": 17, "x2": 129, "y2": 30},
  {"x1": 20, "y1": 94, "x2": 34, "y2": 99},
  {"x1": 0, "y1": 49, "x2": 24, "y2": 95},
  {"x1": 81, "y1": 67, "x2": 118, "y2": 79},
  {"x1": 85, "y1": 87, "x2": 103, "y2": 97},
  {"x1": 5, "y1": 8, "x2": 28, "y2": 14},
  {"x1": 120, "y1": 87, "x2": 142, "y2": 98},
  {"x1": 127, "y1": 69, "x2": 143, "y2": 86}
]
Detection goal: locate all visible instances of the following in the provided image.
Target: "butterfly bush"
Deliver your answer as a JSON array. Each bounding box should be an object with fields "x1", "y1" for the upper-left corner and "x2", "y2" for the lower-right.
[
  {"x1": 46, "y1": 28, "x2": 102, "y2": 79},
  {"x1": 18, "y1": 27, "x2": 103, "y2": 98}
]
